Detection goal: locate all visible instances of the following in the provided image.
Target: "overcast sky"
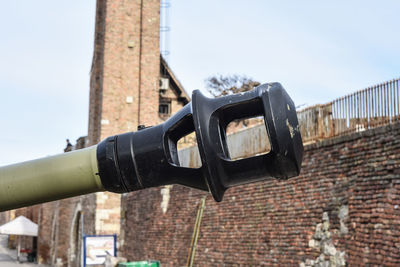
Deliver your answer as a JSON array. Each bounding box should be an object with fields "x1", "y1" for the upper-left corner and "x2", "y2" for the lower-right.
[{"x1": 0, "y1": 0, "x2": 399, "y2": 166}]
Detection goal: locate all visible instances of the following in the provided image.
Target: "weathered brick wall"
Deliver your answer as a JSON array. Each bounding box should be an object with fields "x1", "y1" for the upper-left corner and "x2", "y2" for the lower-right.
[
  {"x1": 55, "y1": 198, "x2": 80, "y2": 266},
  {"x1": 37, "y1": 201, "x2": 58, "y2": 264},
  {"x1": 137, "y1": 0, "x2": 161, "y2": 126},
  {"x1": 37, "y1": 197, "x2": 83, "y2": 266},
  {"x1": 88, "y1": 0, "x2": 161, "y2": 144},
  {"x1": 121, "y1": 122, "x2": 400, "y2": 266}
]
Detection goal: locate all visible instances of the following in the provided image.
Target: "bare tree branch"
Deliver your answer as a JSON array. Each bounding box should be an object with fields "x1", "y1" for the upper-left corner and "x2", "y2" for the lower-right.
[
  {"x1": 204, "y1": 74, "x2": 260, "y2": 97},
  {"x1": 204, "y1": 74, "x2": 262, "y2": 128}
]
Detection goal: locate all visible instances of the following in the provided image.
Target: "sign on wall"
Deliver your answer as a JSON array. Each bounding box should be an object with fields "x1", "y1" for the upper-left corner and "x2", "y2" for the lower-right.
[{"x1": 83, "y1": 234, "x2": 117, "y2": 266}]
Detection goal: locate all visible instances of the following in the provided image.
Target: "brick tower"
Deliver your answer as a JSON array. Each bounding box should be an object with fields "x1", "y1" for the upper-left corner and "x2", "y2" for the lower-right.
[{"x1": 87, "y1": 0, "x2": 161, "y2": 235}]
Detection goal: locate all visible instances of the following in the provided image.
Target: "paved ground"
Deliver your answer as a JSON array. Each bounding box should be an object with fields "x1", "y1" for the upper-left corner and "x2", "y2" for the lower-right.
[{"x1": 0, "y1": 235, "x2": 48, "y2": 267}]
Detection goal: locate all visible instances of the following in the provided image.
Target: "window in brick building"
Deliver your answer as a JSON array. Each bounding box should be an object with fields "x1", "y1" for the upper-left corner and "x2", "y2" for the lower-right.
[{"x1": 159, "y1": 100, "x2": 171, "y2": 118}]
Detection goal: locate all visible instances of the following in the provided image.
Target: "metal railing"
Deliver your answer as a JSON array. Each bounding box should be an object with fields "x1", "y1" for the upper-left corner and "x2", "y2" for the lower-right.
[{"x1": 298, "y1": 78, "x2": 400, "y2": 143}]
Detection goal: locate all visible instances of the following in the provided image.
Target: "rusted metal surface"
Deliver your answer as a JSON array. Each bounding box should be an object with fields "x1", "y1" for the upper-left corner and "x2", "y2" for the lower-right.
[
  {"x1": 178, "y1": 124, "x2": 271, "y2": 168},
  {"x1": 297, "y1": 77, "x2": 400, "y2": 143}
]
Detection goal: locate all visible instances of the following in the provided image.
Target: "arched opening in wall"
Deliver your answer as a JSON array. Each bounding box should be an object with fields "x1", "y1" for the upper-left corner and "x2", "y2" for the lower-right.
[{"x1": 69, "y1": 207, "x2": 82, "y2": 267}]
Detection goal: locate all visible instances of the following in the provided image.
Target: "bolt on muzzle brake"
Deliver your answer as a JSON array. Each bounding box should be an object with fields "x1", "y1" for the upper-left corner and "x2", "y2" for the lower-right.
[
  {"x1": 0, "y1": 82, "x2": 303, "y2": 211},
  {"x1": 97, "y1": 82, "x2": 303, "y2": 201}
]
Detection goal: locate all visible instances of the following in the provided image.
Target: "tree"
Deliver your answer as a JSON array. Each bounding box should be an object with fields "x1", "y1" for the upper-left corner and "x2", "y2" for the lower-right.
[
  {"x1": 204, "y1": 74, "x2": 260, "y2": 97},
  {"x1": 204, "y1": 74, "x2": 262, "y2": 129}
]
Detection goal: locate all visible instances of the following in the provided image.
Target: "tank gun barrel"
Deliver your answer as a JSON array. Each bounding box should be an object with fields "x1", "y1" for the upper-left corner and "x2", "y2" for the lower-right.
[{"x1": 0, "y1": 83, "x2": 304, "y2": 212}]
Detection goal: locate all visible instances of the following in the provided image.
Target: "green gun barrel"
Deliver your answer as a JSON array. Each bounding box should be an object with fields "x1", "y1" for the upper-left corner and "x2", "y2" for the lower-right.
[{"x1": 0, "y1": 146, "x2": 103, "y2": 211}]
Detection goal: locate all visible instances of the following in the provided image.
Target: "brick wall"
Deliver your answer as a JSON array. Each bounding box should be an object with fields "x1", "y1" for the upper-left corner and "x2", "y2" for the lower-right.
[
  {"x1": 88, "y1": 0, "x2": 161, "y2": 144},
  {"x1": 0, "y1": 210, "x2": 9, "y2": 225},
  {"x1": 121, "y1": 122, "x2": 400, "y2": 266},
  {"x1": 37, "y1": 197, "x2": 85, "y2": 266},
  {"x1": 37, "y1": 201, "x2": 57, "y2": 264}
]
